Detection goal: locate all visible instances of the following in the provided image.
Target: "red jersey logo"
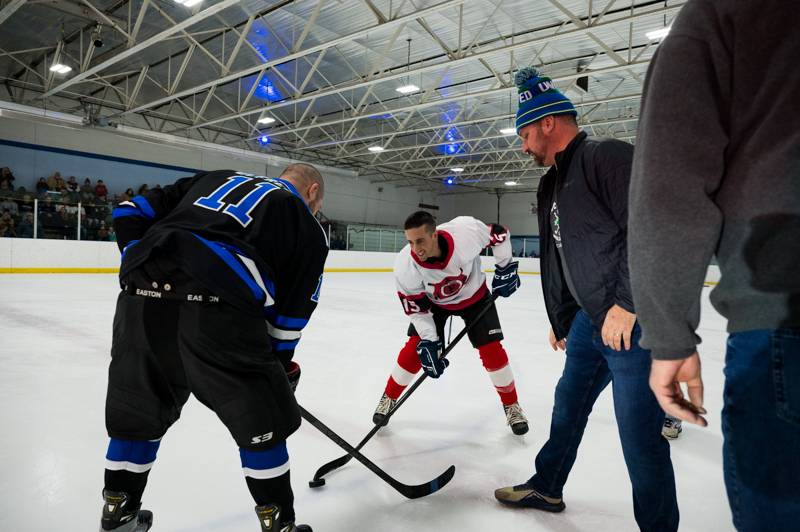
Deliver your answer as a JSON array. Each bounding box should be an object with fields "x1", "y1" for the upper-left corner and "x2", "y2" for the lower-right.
[{"x1": 428, "y1": 269, "x2": 467, "y2": 299}]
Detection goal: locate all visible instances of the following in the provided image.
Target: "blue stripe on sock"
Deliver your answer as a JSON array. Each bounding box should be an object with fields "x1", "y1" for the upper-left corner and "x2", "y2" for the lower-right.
[
  {"x1": 240, "y1": 442, "x2": 289, "y2": 470},
  {"x1": 271, "y1": 338, "x2": 300, "y2": 351},
  {"x1": 106, "y1": 438, "x2": 161, "y2": 465},
  {"x1": 131, "y1": 195, "x2": 156, "y2": 219}
]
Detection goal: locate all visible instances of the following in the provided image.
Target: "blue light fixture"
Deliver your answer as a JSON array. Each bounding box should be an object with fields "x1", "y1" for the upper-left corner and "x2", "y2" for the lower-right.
[
  {"x1": 444, "y1": 177, "x2": 455, "y2": 185},
  {"x1": 257, "y1": 135, "x2": 270, "y2": 146}
]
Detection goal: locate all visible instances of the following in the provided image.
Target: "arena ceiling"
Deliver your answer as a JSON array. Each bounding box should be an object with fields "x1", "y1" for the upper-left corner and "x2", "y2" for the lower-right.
[{"x1": 0, "y1": 0, "x2": 683, "y2": 193}]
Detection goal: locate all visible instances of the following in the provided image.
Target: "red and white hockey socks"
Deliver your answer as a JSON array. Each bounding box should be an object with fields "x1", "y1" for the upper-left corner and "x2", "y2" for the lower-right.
[
  {"x1": 384, "y1": 336, "x2": 422, "y2": 400},
  {"x1": 478, "y1": 341, "x2": 518, "y2": 406}
]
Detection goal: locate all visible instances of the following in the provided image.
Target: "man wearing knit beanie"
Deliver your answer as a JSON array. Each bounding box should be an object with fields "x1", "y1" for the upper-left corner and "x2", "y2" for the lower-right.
[{"x1": 494, "y1": 67, "x2": 679, "y2": 532}]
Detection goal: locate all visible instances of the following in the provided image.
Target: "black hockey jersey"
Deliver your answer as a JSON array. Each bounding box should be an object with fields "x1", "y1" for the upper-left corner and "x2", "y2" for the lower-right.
[{"x1": 112, "y1": 170, "x2": 329, "y2": 365}]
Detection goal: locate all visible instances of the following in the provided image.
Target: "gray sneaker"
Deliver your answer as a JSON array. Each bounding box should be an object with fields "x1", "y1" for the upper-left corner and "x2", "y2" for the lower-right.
[{"x1": 495, "y1": 483, "x2": 565, "y2": 512}]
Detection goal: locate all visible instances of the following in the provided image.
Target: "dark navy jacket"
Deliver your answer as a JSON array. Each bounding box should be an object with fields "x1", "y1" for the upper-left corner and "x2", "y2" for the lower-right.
[{"x1": 536, "y1": 132, "x2": 635, "y2": 340}]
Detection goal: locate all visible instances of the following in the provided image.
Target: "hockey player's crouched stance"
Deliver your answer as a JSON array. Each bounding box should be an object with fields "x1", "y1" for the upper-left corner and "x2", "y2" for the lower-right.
[
  {"x1": 373, "y1": 210, "x2": 528, "y2": 435},
  {"x1": 99, "y1": 164, "x2": 328, "y2": 531}
]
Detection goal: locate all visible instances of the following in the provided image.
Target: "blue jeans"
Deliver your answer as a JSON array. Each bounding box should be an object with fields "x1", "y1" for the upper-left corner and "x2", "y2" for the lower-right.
[
  {"x1": 723, "y1": 328, "x2": 800, "y2": 532},
  {"x1": 529, "y1": 310, "x2": 678, "y2": 532}
]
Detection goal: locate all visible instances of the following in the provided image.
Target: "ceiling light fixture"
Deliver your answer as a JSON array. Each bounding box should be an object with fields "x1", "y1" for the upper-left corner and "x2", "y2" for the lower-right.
[
  {"x1": 396, "y1": 38, "x2": 421, "y2": 95},
  {"x1": 504, "y1": 181, "x2": 518, "y2": 186},
  {"x1": 499, "y1": 127, "x2": 517, "y2": 135},
  {"x1": 450, "y1": 167, "x2": 464, "y2": 173},
  {"x1": 49, "y1": 63, "x2": 72, "y2": 74},
  {"x1": 368, "y1": 146, "x2": 385, "y2": 153},
  {"x1": 646, "y1": 27, "x2": 671, "y2": 40},
  {"x1": 257, "y1": 116, "x2": 276, "y2": 125},
  {"x1": 395, "y1": 84, "x2": 420, "y2": 94}
]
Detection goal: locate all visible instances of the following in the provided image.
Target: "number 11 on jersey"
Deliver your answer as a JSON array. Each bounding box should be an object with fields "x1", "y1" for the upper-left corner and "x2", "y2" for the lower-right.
[{"x1": 194, "y1": 176, "x2": 279, "y2": 227}]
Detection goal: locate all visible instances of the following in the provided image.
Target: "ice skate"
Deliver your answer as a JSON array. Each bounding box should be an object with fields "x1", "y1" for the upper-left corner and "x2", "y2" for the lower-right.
[
  {"x1": 662, "y1": 416, "x2": 683, "y2": 440},
  {"x1": 504, "y1": 402, "x2": 529, "y2": 435},
  {"x1": 372, "y1": 393, "x2": 397, "y2": 426},
  {"x1": 99, "y1": 490, "x2": 153, "y2": 531},
  {"x1": 495, "y1": 483, "x2": 566, "y2": 512},
  {"x1": 255, "y1": 503, "x2": 312, "y2": 532}
]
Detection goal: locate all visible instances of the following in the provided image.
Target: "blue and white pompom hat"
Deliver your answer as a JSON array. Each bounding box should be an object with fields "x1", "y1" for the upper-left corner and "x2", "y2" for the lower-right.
[{"x1": 514, "y1": 67, "x2": 577, "y2": 134}]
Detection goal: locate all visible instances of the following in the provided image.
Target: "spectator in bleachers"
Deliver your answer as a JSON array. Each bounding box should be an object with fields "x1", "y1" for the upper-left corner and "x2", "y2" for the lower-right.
[
  {"x1": 46, "y1": 171, "x2": 60, "y2": 190},
  {"x1": 36, "y1": 177, "x2": 49, "y2": 196},
  {"x1": 17, "y1": 212, "x2": 34, "y2": 238},
  {"x1": 81, "y1": 178, "x2": 93, "y2": 194},
  {"x1": 81, "y1": 186, "x2": 95, "y2": 205},
  {"x1": 66, "y1": 187, "x2": 80, "y2": 204},
  {"x1": 107, "y1": 225, "x2": 116, "y2": 242},
  {"x1": 137, "y1": 184, "x2": 148, "y2": 195},
  {"x1": 0, "y1": 167, "x2": 14, "y2": 189},
  {"x1": 0, "y1": 179, "x2": 12, "y2": 198},
  {"x1": 18, "y1": 193, "x2": 33, "y2": 214},
  {"x1": 64, "y1": 202, "x2": 85, "y2": 218},
  {"x1": 44, "y1": 194, "x2": 57, "y2": 210},
  {"x1": 67, "y1": 176, "x2": 79, "y2": 192},
  {"x1": 1, "y1": 212, "x2": 15, "y2": 237},
  {"x1": 119, "y1": 187, "x2": 135, "y2": 202},
  {"x1": 96, "y1": 224, "x2": 109, "y2": 241},
  {"x1": 55, "y1": 205, "x2": 74, "y2": 238},
  {"x1": 95, "y1": 180, "x2": 108, "y2": 201},
  {"x1": 1, "y1": 194, "x2": 18, "y2": 218}
]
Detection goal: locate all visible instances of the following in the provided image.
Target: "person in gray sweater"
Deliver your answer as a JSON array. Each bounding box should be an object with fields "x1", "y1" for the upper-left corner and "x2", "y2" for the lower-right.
[{"x1": 629, "y1": 1, "x2": 800, "y2": 531}]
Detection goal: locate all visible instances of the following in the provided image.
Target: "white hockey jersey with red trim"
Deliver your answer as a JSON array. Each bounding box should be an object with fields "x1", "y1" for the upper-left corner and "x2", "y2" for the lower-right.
[{"x1": 394, "y1": 216, "x2": 513, "y2": 341}]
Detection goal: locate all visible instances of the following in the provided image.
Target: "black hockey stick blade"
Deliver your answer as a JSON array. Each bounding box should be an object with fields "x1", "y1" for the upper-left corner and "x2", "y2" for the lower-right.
[
  {"x1": 299, "y1": 405, "x2": 455, "y2": 499},
  {"x1": 310, "y1": 292, "x2": 501, "y2": 485}
]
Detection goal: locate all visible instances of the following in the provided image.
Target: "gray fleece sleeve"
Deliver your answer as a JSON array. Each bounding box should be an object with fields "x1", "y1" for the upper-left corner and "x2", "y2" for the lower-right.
[{"x1": 628, "y1": 1, "x2": 730, "y2": 360}]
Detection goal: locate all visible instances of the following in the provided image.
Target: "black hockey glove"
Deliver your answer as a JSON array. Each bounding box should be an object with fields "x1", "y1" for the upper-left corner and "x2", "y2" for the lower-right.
[
  {"x1": 493, "y1": 261, "x2": 520, "y2": 297},
  {"x1": 417, "y1": 339, "x2": 448, "y2": 378},
  {"x1": 286, "y1": 361, "x2": 301, "y2": 393}
]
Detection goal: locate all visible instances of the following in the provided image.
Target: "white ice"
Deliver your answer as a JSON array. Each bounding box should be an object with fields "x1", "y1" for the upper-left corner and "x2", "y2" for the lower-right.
[{"x1": 0, "y1": 272, "x2": 733, "y2": 532}]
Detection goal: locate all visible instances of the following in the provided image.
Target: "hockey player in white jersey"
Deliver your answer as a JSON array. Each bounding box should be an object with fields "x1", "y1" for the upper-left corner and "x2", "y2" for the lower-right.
[{"x1": 373, "y1": 210, "x2": 529, "y2": 435}]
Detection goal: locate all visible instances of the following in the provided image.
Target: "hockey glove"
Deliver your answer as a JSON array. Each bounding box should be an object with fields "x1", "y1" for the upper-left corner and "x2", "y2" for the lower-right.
[
  {"x1": 286, "y1": 361, "x2": 301, "y2": 392},
  {"x1": 493, "y1": 261, "x2": 520, "y2": 298},
  {"x1": 417, "y1": 339, "x2": 448, "y2": 378}
]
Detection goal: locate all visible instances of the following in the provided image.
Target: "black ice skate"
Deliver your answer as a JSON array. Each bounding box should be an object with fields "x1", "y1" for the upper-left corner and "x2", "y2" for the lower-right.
[
  {"x1": 99, "y1": 490, "x2": 153, "y2": 531},
  {"x1": 494, "y1": 483, "x2": 566, "y2": 512},
  {"x1": 504, "y1": 402, "x2": 529, "y2": 435},
  {"x1": 372, "y1": 392, "x2": 397, "y2": 426},
  {"x1": 255, "y1": 503, "x2": 312, "y2": 532}
]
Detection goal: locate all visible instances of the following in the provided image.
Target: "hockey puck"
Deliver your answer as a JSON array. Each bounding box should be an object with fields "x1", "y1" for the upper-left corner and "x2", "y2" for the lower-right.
[{"x1": 308, "y1": 478, "x2": 326, "y2": 488}]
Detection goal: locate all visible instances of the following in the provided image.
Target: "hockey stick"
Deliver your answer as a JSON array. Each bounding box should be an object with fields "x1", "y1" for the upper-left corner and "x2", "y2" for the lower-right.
[
  {"x1": 298, "y1": 405, "x2": 455, "y2": 499},
  {"x1": 309, "y1": 291, "x2": 501, "y2": 487}
]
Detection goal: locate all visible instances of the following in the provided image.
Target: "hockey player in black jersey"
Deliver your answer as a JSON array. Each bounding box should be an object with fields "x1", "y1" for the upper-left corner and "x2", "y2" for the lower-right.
[{"x1": 98, "y1": 164, "x2": 328, "y2": 532}]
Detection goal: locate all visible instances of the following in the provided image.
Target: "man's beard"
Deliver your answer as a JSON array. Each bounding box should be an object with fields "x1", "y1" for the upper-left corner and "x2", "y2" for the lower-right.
[{"x1": 532, "y1": 152, "x2": 546, "y2": 167}]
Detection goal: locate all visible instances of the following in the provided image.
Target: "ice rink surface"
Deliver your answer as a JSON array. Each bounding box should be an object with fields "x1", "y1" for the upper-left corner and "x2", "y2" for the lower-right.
[{"x1": 0, "y1": 272, "x2": 734, "y2": 532}]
